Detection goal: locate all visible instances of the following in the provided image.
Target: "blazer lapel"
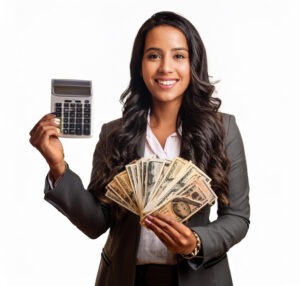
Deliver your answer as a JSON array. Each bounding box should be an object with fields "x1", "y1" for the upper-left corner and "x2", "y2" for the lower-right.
[{"x1": 137, "y1": 133, "x2": 146, "y2": 157}]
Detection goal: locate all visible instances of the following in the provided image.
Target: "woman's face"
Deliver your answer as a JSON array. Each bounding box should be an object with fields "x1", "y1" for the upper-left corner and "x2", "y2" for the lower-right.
[{"x1": 142, "y1": 25, "x2": 190, "y2": 107}]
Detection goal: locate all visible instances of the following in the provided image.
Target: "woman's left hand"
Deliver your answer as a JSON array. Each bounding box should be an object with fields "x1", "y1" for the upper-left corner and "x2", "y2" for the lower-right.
[{"x1": 144, "y1": 213, "x2": 197, "y2": 255}]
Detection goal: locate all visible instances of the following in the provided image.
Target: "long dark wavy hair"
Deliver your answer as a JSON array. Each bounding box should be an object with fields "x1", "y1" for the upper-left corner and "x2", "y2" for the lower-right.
[{"x1": 91, "y1": 11, "x2": 230, "y2": 206}]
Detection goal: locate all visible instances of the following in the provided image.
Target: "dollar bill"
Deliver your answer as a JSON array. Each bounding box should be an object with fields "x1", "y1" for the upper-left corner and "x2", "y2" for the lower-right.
[
  {"x1": 114, "y1": 170, "x2": 138, "y2": 210},
  {"x1": 145, "y1": 162, "x2": 195, "y2": 212},
  {"x1": 144, "y1": 183, "x2": 209, "y2": 223},
  {"x1": 193, "y1": 178, "x2": 217, "y2": 204},
  {"x1": 126, "y1": 162, "x2": 142, "y2": 209},
  {"x1": 105, "y1": 157, "x2": 217, "y2": 223},
  {"x1": 105, "y1": 186, "x2": 138, "y2": 215},
  {"x1": 146, "y1": 157, "x2": 188, "y2": 205},
  {"x1": 146, "y1": 163, "x2": 212, "y2": 211},
  {"x1": 143, "y1": 158, "x2": 166, "y2": 208}
]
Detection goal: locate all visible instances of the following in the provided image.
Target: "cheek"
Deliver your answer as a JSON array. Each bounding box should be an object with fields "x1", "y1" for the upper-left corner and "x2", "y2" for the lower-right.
[
  {"x1": 141, "y1": 64, "x2": 151, "y2": 83},
  {"x1": 141, "y1": 69, "x2": 148, "y2": 87},
  {"x1": 179, "y1": 64, "x2": 191, "y2": 82},
  {"x1": 185, "y1": 66, "x2": 191, "y2": 80}
]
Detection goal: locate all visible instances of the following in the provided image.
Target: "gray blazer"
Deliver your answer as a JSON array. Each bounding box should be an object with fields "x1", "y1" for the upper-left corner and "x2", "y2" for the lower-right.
[{"x1": 44, "y1": 113, "x2": 250, "y2": 286}]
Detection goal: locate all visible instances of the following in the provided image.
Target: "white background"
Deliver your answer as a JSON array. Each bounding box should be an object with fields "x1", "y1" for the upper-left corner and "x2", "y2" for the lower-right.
[{"x1": 1, "y1": 0, "x2": 300, "y2": 285}]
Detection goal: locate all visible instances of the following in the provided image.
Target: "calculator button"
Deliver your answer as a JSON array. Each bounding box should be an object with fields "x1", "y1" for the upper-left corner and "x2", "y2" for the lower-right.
[
  {"x1": 83, "y1": 124, "x2": 90, "y2": 135},
  {"x1": 76, "y1": 125, "x2": 83, "y2": 135},
  {"x1": 54, "y1": 98, "x2": 90, "y2": 136}
]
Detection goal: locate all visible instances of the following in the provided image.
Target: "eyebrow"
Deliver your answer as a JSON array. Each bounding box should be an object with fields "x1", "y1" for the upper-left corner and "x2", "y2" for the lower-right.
[{"x1": 144, "y1": 47, "x2": 189, "y2": 53}]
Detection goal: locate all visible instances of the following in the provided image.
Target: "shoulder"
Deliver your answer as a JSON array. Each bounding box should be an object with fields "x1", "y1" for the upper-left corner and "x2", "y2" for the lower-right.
[
  {"x1": 99, "y1": 118, "x2": 122, "y2": 136},
  {"x1": 218, "y1": 112, "x2": 236, "y2": 132},
  {"x1": 218, "y1": 112, "x2": 245, "y2": 154},
  {"x1": 103, "y1": 118, "x2": 122, "y2": 129},
  {"x1": 217, "y1": 112, "x2": 240, "y2": 139}
]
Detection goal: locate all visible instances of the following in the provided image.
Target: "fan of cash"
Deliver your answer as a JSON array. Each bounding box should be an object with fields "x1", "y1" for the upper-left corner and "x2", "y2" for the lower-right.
[{"x1": 105, "y1": 157, "x2": 217, "y2": 224}]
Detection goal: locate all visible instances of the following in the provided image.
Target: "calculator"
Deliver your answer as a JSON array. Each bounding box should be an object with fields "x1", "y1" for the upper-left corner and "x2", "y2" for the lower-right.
[{"x1": 51, "y1": 79, "x2": 92, "y2": 138}]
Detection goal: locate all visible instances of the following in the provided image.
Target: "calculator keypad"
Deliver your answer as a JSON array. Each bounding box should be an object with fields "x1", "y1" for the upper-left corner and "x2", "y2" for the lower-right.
[{"x1": 55, "y1": 99, "x2": 91, "y2": 136}]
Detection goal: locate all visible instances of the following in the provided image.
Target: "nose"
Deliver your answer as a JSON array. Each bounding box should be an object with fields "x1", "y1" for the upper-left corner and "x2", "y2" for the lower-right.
[{"x1": 158, "y1": 56, "x2": 173, "y2": 74}]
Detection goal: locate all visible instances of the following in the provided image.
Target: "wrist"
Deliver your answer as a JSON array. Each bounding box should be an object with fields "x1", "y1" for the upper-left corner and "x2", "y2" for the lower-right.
[
  {"x1": 181, "y1": 230, "x2": 201, "y2": 260},
  {"x1": 49, "y1": 161, "x2": 66, "y2": 181}
]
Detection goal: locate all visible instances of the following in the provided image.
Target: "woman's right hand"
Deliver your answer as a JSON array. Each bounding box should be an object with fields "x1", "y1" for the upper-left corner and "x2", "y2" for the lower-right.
[{"x1": 29, "y1": 113, "x2": 65, "y2": 180}]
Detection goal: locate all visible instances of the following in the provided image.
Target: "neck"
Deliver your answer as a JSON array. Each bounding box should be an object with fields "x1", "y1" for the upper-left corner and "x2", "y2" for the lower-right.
[{"x1": 150, "y1": 101, "x2": 181, "y2": 131}]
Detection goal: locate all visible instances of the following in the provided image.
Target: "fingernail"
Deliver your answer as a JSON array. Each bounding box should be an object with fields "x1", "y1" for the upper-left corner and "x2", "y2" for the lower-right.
[
  {"x1": 147, "y1": 215, "x2": 154, "y2": 220},
  {"x1": 145, "y1": 218, "x2": 152, "y2": 226},
  {"x1": 54, "y1": 118, "x2": 61, "y2": 125},
  {"x1": 57, "y1": 128, "x2": 61, "y2": 134}
]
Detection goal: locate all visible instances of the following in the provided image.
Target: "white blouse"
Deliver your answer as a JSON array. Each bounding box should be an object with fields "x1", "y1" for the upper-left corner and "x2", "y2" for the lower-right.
[{"x1": 136, "y1": 115, "x2": 181, "y2": 265}]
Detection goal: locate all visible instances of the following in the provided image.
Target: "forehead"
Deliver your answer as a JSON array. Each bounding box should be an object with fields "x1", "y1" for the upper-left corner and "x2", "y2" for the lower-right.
[{"x1": 144, "y1": 25, "x2": 188, "y2": 49}]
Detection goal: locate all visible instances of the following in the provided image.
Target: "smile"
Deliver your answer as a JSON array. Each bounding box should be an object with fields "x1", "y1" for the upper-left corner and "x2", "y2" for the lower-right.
[
  {"x1": 157, "y1": 80, "x2": 177, "y2": 86},
  {"x1": 155, "y1": 79, "x2": 178, "y2": 88}
]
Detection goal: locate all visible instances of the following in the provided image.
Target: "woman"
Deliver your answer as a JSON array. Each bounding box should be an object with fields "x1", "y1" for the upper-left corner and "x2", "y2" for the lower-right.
[{"x1": 30, "y1": 11, "x2": 250, "y2": 286}]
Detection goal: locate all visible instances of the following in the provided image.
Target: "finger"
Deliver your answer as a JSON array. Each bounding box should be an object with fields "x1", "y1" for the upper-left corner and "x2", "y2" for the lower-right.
[
  {"x1": 30, "y1": 125, "x2": 60, "y2": 148},
  {"x1": 146, "y1": 214, "x2": 196, "y2": 254},
  {"x1": 29, "y1": 113, "x2": 57, "y2": 137},
  {"x1": 30, "y1": 115, "x2": 60, "y2": 143},
  {"x1": 146, "y1": 215, "x2": 181, "y2": 239},
  {"x1": 144, "y1": 217, "x2": 177, "y2": 248},
  {"x1": 155, "y1": 213, "x2": 191, "y2": 237}
]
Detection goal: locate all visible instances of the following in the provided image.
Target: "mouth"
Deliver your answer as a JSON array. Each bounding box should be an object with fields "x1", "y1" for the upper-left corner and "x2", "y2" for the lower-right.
[{"x1": 155, "y1": 79, "x2": 178, "y2": 88}]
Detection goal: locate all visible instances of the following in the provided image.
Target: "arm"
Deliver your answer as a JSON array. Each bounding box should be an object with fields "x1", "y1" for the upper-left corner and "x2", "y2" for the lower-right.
[
  {"x1": 191, "y1": 114, "x2": 250, "y2": 267},
  {"x1": 144, "y1": 114, "x2": 250, "y2": 268},
  {"x1": 29, "y1": 114, "x2": 111, "y2": 239},
  {"x1": 44, "y1": 122, "x2": 112, "y2": 239},
  {"x1": 44, "y1": 164, "x2": 110, "y2": 239}
]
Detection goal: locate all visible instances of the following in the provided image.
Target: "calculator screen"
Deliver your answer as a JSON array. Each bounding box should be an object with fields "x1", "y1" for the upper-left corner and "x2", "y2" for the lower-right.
[{"x1": 54, "y1": 85, "x2": 91, "y2": 96}]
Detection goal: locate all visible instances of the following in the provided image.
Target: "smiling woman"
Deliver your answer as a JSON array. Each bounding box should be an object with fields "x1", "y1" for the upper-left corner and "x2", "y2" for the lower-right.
[{"x1": 29, "y1": 11, "x2": 250, "y2": 286}]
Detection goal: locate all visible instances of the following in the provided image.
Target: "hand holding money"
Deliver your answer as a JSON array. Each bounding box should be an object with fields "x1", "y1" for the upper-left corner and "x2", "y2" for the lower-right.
[
  {"x1": 144, "y1": 213, "x2": 198, "y2": 255},
  {"x1": 105, "y1": 157, "x2": 217, "y2": 224}
]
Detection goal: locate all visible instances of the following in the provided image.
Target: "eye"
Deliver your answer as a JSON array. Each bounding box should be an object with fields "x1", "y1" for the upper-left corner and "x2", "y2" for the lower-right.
[
  {"x1": 147, "y1": 53, "x2": 161, "y2": 60},
  {"x1": 175, "y1": 54, "x2": 186, "y2": 60}
]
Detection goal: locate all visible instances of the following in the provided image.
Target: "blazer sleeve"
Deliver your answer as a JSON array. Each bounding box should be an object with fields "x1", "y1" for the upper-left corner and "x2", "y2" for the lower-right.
[
  {"x1": 190, "y1": 114, "x2": 250, "y2": 269},
  {"x1": 44, "y1": 123, "x2": 111, "y2": 239}
]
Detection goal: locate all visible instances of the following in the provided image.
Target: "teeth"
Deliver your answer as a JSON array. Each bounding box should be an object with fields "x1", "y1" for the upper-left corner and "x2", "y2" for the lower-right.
[{"x1": 157, "y1": 80, "x2": 176, "y2": 86}]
